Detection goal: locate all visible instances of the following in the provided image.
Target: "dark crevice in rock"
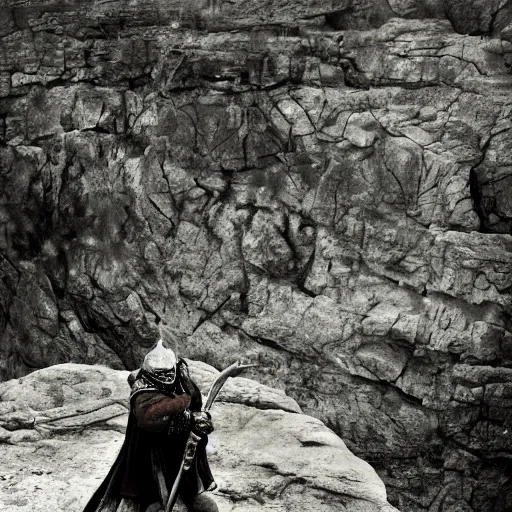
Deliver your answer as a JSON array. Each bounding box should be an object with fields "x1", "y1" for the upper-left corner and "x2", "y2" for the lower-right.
[
  {"x1": 17, "y1": 351, "x2": 44, "y2": 373},
  {"x1": 324, "y1": 9, "x2": 355, "y2": 31},
  {"x1": 469, "y1": 169, "x2": 489, "y2": 233},
  {"x1": 488, "y1": 1, "x2": 512, "y2": 36},
  {"x1": 81, "y1": 126, "x2": 112, "y2": 135},
  {"x1": 240, "y1": 329, "x2": 302, "y2": 358},
  {"x1": 297, "y1": 248, "x2": 317, "y2": 298},
  {"x1": 195, "y1": 295, "x2": 232, "y2": 332}
]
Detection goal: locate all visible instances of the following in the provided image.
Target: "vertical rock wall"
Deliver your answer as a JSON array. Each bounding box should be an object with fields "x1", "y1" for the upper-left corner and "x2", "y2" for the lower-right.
[{"x1": 1, "y1": 1, "x2": 512, "y2": 510}]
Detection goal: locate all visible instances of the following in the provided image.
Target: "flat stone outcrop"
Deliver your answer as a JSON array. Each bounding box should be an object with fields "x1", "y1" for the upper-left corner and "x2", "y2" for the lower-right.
[{"x1": 0, "y1": 363, "x2": 397, "y2": 512}]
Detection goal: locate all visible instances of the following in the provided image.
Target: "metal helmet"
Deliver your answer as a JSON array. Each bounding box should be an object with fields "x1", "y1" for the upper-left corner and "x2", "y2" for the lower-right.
[{"x1": 141, "y1": 339, "x2": 177, "y2": 387}]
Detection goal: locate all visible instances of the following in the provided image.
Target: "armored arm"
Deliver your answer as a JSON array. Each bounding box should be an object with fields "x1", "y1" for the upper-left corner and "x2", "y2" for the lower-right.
[
  {"x1": 129, "y1": 368, "x2": 192, "y2": 433},
  {"x1": 132, "y1": 392, "x2": 192, "y2": 432}
]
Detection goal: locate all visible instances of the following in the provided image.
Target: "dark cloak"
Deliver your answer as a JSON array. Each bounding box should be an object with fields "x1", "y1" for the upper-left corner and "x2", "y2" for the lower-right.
[{"x1": 83, "y1": 360, "x2": 216, "y2": 512}]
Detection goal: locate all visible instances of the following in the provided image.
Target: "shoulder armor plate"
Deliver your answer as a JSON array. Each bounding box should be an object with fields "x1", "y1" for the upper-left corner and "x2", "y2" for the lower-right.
[{"x1": 129, "y1": 376, "x2": 159, "y2": 401}]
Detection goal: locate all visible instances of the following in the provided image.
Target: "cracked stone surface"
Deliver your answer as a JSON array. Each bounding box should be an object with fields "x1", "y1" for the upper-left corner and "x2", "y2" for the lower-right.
[
  {"x1": 0, "y1": 362, "x2": 398, "y2": 512},
  {"x1": 1, "y1": 1, "x2": 512, "y2": 511}
]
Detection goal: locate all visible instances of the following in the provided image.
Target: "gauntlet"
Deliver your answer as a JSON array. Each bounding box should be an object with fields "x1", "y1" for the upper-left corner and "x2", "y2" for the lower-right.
[{"x1": 191, "y1": 411, "x2": 214, "y2": 436}]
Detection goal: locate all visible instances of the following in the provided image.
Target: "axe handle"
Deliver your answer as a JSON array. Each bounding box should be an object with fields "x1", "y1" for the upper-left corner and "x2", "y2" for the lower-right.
[{"x1": 165, "y1": 430, "x2": 202, "y2": 512}]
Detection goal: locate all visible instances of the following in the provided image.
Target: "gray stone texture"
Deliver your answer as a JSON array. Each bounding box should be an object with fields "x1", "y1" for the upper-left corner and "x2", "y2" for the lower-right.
[{"x1": 1, "y1": 1, "x2": 512, "y2": 510}]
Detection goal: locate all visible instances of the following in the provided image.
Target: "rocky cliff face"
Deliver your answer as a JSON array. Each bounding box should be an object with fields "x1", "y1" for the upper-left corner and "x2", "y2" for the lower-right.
[
  {"x1": 1, "y1": 1, "x2": 512, "y2": 511},
  {"x1": 0, "y1": 362, "x2": 398, "y2": 512}
]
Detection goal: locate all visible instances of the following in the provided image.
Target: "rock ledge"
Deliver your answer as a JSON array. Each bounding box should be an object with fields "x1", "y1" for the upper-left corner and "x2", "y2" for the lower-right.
[{"x1": 0, "y1": 363, "x2": 398, "y2": 512}]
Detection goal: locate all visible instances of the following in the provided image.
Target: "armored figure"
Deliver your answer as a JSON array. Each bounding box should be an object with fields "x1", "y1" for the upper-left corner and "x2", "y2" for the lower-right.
[{"x1": 83, "y1": 332, "x2": 219, "y2": 512}]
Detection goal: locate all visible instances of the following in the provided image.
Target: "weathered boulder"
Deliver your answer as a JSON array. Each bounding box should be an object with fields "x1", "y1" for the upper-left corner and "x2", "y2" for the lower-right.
[{"x1": 0, "y1": 363, "x2": 397, "y2": 512}]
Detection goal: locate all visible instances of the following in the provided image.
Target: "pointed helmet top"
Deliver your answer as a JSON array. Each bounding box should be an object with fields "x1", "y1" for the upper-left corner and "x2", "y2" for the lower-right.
[
  {"x1": 141, "y1": 326, "x2": 179, "y2": 387},
  {"x1": 143, "y1": 339, "x2": 177, "y2": 372}
]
